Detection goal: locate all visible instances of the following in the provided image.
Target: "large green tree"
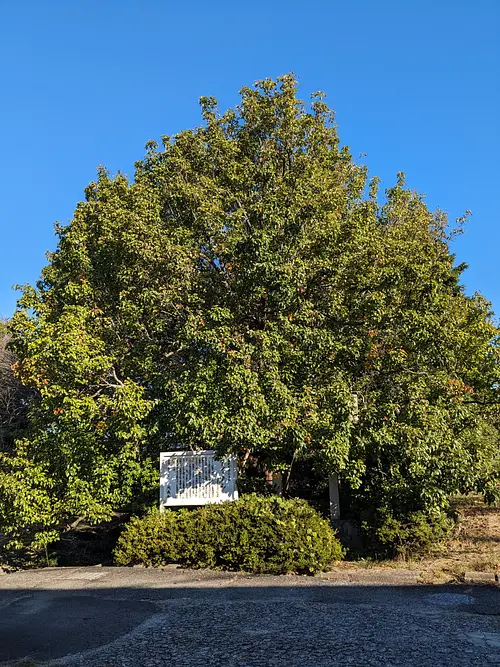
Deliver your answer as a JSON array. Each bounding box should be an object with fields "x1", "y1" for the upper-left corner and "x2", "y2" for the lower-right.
[{"x1": 4, "y1": 75, "x2": 499, "y2": 552}]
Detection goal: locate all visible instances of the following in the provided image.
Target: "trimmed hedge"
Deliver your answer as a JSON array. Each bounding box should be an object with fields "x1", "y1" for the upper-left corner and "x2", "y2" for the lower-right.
[{"x1": 114, "y1": 494, "x2": 344, "y2": 574}]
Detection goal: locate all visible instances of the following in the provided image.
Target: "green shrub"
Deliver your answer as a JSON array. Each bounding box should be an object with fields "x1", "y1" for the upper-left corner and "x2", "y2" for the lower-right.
[
  {"x1": 114, "y1": 494, "x2": 344, "y2": 574},
  {"x1": 362, "y1": 508, "x2": 455, "y2": 558}
]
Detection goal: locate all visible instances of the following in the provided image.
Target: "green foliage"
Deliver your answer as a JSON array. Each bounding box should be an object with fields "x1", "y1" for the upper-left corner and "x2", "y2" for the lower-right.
[
  {"x1": 0, "y1": 321, "x2": 33, "y2": 453},
  {"x1": 114, "y1": 495, "x2": 344, "y2": 574},
  {"x1": 362, "y1": 508, "x2": 455, "y2": 558},
  {"x1": 4, "y1": 74, "x2": 500, "y2": 553},
  {"x1": 0, "y1": 453, "x2": 59, "y2": 563}
]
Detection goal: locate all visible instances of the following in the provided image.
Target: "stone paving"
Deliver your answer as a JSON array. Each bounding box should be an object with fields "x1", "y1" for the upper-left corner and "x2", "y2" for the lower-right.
[{"x1": 0, "y1": 567, "x2": 499, "y2": 666}]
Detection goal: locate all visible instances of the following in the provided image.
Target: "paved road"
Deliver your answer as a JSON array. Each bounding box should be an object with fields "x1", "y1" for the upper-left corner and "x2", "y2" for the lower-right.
[{"x1": 0, "y1": 567, "x2": 499, "y2": 666}]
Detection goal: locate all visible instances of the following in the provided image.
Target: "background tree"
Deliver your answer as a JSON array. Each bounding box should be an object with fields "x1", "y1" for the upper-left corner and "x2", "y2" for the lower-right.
[
  {"x1": 0, "y1": 321, "x2": 54, "y2": 554},
  {"x1": 0, "y1": 320, "x2": 33, "y2": 451},
  {"x1": 5, "y1": 75, "x2": 499, "y2": 553}
]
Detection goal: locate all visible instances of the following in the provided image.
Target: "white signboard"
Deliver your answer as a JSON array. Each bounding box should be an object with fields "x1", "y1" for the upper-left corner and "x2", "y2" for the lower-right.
[{"x1": 160, "y1": 450, "x2": 238, "y2": 508}]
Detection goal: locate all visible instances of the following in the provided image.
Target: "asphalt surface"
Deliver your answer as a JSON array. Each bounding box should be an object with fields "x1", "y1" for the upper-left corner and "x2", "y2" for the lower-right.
[{"x1": 0, "y1": 566, "x2": 499, "y2": 666}]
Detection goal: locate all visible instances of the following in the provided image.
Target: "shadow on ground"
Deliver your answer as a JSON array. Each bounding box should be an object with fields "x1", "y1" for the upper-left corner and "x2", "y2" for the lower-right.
[{"x1": 0, "y1": 571, "x2": 499, "y2": 666}]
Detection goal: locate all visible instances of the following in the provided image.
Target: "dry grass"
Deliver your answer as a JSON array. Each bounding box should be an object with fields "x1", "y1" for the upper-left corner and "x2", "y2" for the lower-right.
[
  {"x1": 329, "y1": 495, "x2": 499, "y2": 584},
  {"x1": 383, "y1": 494, "x2": 499, "y2": 583},
  {"x1": 417, "y1": 494, "x2": 500, "y2": 582}
]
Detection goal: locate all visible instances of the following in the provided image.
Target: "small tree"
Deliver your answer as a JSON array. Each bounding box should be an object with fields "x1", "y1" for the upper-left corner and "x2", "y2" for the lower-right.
[{"x1": 5, "y1": 75, "x2": 500, "y2": 552}]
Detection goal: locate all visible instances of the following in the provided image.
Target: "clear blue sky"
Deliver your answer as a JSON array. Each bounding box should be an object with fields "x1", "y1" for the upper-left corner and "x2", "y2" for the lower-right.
[{"x1": 1, "y1": 1, "x2": 499, "y2": 318}]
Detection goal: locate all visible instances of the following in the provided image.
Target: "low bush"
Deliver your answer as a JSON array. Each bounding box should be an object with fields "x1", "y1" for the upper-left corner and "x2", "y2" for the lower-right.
[
  {"x1": 362, "y1": 508, "x2": 455, "y2": 558},
  {"x1": 114, "y1": 494, "x2": 344, "y2": 574}
]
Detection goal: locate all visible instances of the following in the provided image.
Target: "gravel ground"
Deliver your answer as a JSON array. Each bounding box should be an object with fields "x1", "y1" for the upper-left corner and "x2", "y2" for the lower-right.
[{"x1": 0, "y1": 567, "x2": 499, "y2": 667}]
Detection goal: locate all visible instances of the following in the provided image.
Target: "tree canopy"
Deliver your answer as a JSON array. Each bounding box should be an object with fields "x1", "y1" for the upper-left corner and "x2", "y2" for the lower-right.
[{"x1": 3, "y1": 74, "x2": 499, "y2": 553}]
